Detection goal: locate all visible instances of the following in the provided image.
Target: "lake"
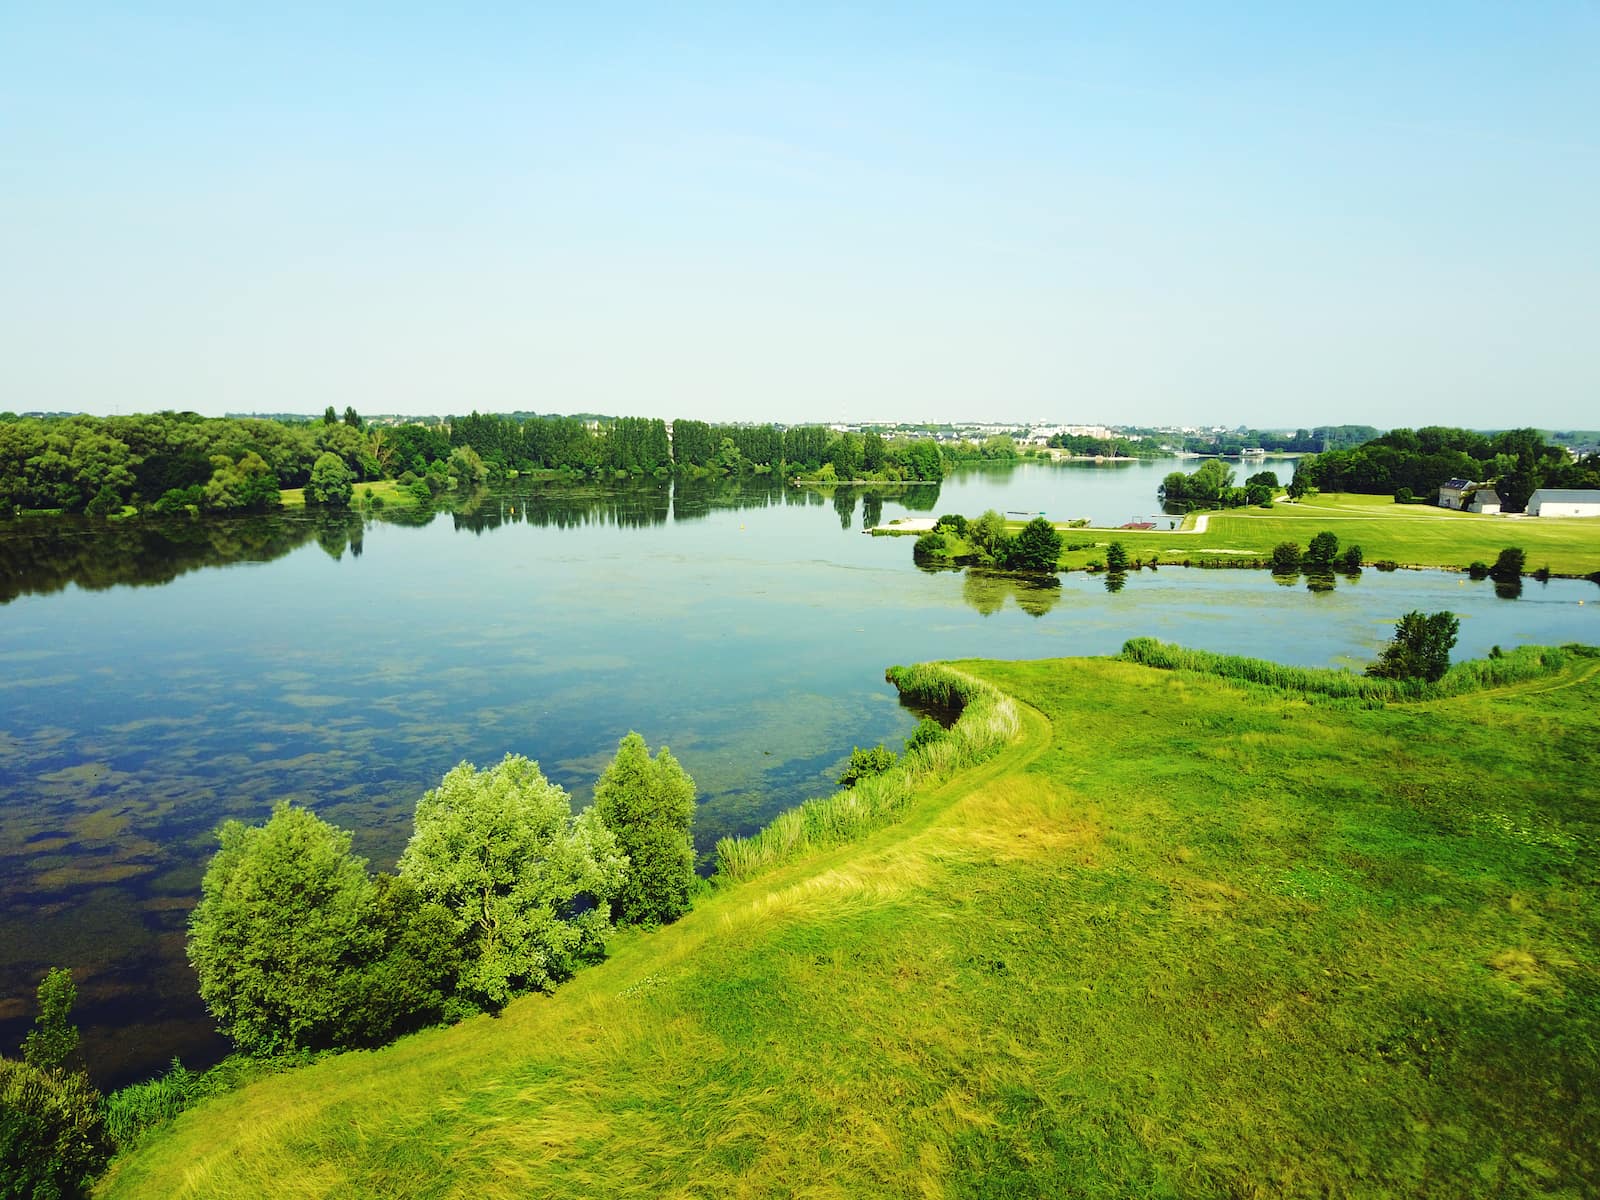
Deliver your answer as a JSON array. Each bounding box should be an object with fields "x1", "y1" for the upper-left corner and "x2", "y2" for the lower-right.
[{"x1": 2, "y1": 459, "x2": 1596, "y2": 1085}]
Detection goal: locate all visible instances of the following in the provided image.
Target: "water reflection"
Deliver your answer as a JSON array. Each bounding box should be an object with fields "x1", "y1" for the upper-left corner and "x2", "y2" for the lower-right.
[{"x1": 962, "y1": 570, "x2": 1062, "y2": 617}]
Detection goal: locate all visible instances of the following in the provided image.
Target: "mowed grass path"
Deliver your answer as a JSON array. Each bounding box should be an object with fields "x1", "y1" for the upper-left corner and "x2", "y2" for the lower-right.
[
  {"x1": 100, "y1": 655, "x2": 1600, "y2": 1199},
  {"x1": 1054, "y1": 493, "x2": 1600, "y2": 575}
]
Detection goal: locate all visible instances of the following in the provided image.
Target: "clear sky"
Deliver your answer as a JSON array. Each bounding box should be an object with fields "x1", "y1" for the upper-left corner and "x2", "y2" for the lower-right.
[{"x1": 2, "y1": 3, "x2": 1596, "y2": 428}]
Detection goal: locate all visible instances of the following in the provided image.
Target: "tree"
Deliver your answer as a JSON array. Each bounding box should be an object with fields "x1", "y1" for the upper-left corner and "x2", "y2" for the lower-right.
[
  {"x1": 398, "y1": 755, "x2": 626, "y2": 1010},
  {"x1": 342, "y1": 406, "x2": 362, "y2": 430},
  {"x1": 967, "y1": 510, "x2": 1009, "y2": 560},
  {"x1": 1104, "y1": 541, "x2": 1130, "y2": 572},
  {"x1": 1306, "y1": 531, "x2": 1340, "y2": 567},
  {"x1": 1005, "y1": 517, "x2": 1063, "y2": 572},
  {"x1": 323, "y1": 406, "x2": 338, "y2": 426},
  {"x1": 1271, "y1": 542, "x2": 1301, "y2": 573},
  {"x1": 1489, "y1": 546, "x2": 1525, "y2": 582},
  {"x1": 307, "y1": 451, "x2": 354, "y2": 506},
  {"x1": 838, "y1": 744, "x2": 897, "y2": 787},
  {"x1": 187, "y1": 803, "x2": 378, "y2": 1055},
  {"x1": 22, "y1": 968, "x2": 79, "y2": 1074},
  {"x1": 1368, "y1": 610, "x2": 1459, "y2": 682},
  {"x1": 1339, "y1": 544, "x2": 1364, "y2": 572},
  {"x1": 0, "y1": 1057, "x2": 109, "y2": 1200},
  {"x1": 593, "y1": 733, "x2": 697, "y2": 926}
]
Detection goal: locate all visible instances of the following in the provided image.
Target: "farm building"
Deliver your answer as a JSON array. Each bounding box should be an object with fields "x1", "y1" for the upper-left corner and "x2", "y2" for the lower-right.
[
  {"x1": 1438, "y1": 478, "x2": 1479, "y2": 509},
  {"x1": 1466, "y1": 487, "x2": 1500, "y2": 515},
  {"x1": 1527, "y1": 489, "x2": 1600, "y2": 517}
]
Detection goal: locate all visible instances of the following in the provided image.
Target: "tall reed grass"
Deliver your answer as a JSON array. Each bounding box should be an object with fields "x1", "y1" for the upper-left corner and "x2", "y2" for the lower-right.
[
  {"x1": 1118, "y1": 636, "x2": 1584, "y2": 705},
  {"x1": 714, "y1": 664, "x2": 1021, "y2": 882}
]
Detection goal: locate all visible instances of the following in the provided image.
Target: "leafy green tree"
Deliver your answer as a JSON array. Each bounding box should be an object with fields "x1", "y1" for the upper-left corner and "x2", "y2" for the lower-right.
[
  {"x1": 838, "y1": 744, "x2": 897, "y2": 787},
  {"x1": 1005, "y1": 517, "x2": 1063, "y2": 572},
  {"x1": 323, "y1": 406, "x2": 338, "y2": 426},
  {"x1": 399, "y1": 755, "x2": 626, "y2": 1010},
  {"x1": 967, "y1": 510, "x2": 1009, "y2": 559},
  {"x1": 593, "y1": 733, "x2": 697, "y2": 926},
  {"x1": 1339, "y1": 544, "x2": 1364, "y2": 572},
  {"x1": 1489, "y1": 546, "x2": 1525, "y2": 582},
  {"x1": 1306, "y1": 531, "x2": 1340, "y2": 566},
  {"x1": 1270, "y1": 542, "x2": 1301, "y2": 573},
  {"x1": 0, "y1": 1056, "x2": 110, "y2": 1200},
  {"x1": 1104, "y1": 541, "x2": 1130, "y2": 572},
  {"x1": 447, "y1": 444, "x2": 489, "y2": 487},
  {"x1": 1368, "y1": 610, "x2": 1459, "y2": 682},
  {"x1": 308, "y1": 451, "x2": 354, "y2": 506},
  {"x1": 22, "y1": 968, "x2": 80, "y2": 1074},
  {"x1": 342, "y1": 406, "x2": 362, "y2": 430},
  {"x1": 187, "y1": 803, "x2": 378, "y2": 1055}
]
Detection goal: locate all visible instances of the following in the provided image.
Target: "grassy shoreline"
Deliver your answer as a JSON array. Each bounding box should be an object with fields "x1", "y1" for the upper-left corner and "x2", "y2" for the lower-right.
[
  {"x1": 97, "y1": 647, "x2": 1600, "y2": 1199},
  {"x1": 926, "y1": 493, "x2": 1600, "y2": 577}
]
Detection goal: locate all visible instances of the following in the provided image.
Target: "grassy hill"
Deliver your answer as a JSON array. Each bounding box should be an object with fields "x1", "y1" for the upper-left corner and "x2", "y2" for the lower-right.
[
  {"x1": 98, "y1": 651, "x2": 1600, "y2": 1199},
  {"x1": 1055, "y1": 493, "x2": 1600, "y2": 575}
]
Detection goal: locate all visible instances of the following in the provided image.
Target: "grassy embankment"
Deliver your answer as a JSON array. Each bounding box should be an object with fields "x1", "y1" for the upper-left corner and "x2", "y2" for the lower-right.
[
  {"x1": 1015, "y1": 493, "x2": 1599, "y2": 576},
  {"x1": 278, "y1": 479, "x2": 421, "y2": 509},
  {"x1": 99, "y1": 649, "x2": 1600, "y2": 1198}
]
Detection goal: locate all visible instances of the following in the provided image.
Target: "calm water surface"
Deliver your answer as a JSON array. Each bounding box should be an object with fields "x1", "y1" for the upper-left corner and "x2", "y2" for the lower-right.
[{"x1": 2, "y1": 464, "x2": 1596, "y2": 1084}]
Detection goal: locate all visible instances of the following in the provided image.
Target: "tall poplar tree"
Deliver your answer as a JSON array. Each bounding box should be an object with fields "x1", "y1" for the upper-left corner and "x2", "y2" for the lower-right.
[{"x1": 593, "y1": 733, "x2": 697, "y2": 926}]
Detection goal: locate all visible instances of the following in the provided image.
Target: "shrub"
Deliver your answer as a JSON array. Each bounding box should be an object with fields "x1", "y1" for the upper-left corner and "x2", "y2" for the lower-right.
[
  {"x1": 1270, "y1": 542, "x2": 1301, "y2": 573},
  {"x1": 934, "y1": 513, "x2": 968, "y2": 537},
  {"x1": 0, "y1": 1057, "x2": 109, "y2": 1200},
  {"x1": 1004, "y1": 517, "x2": 1062, "y2": 572},
  {"x1": 912, "y1": 531, "x2": 948, "y2": 559},
  {"x1": 906, "y1": 718, "x2": 944, "y2": 754},
  {"x1": 838, "y1": 744, "x2": 897, "y2": 787},
  {"x1": 1490, "y1": 547, "x2": 1525, "y2": 582},
  {"x1": 1367, "y1": 611, "x2": 1460, "y2": 682},
  {"x1": 1467, "y1": 561, "x2": 1490, "y2": 580},
  {"x1": 1395, "y1": 486, "x2": 1413, "y2": 503},
  {"x1": 1104, "y1": 541, "x2": 1130, "y2": 572},
  {"x1": 1306, "y1": 531, "x2": 1340, "y2": 566},
  {"x1": 1339, "y1": 545, "x2": 1364, "y2": 572}
]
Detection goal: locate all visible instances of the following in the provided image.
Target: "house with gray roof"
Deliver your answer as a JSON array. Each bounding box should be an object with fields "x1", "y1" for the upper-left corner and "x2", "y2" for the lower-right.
[{"x1": 1527, "y1": 489, "x2": 1600, "y2": 517}]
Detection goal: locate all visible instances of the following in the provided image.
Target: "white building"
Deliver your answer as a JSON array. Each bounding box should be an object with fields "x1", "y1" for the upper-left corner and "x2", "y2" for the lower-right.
[
  {"x1": 1438, "y1": 478, "x2": 1478, "y2": 510},
  {"x1": 1466, "y1": 487, "x2": 1500, "y2": 515},
  {"x1": 1527, "y1": 488, "x2": 1600, "y2": 517}
]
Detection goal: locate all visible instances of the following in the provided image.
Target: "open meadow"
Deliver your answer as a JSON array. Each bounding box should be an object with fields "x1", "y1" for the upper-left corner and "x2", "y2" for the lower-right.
[{"x1": 98, "y1": 648, "x2": 1600, "y2": 1199}]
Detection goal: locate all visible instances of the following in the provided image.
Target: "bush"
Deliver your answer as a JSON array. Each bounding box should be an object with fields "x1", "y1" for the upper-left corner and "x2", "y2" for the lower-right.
[
  {"x1": 1490, "y1": 546, "x2": 1525, "y2": 582},
  {"x1": 838, "y1": 744, "x2": 897, "y2": 788},
  {"x1": 1367, "y1": 610, "x2": 1460, "y2": 682},
  {"x1": 1395, "y1": 486, "x2": 1413, "y2": 503},
  {"x1": 0, "y1": 1057, "x2": 109, "y2": 1200},
  {"x1": 906, "y1": 718, "x2": 944, "y2": 754},
  {"x1": 1270, "y1": 542, "x2": 1301, "y2": 573},
  {"x1": 1004, "y1": 517, "x2": 1062, "y2": 572},
  {"x1": 1339, "y1": 545, "x2": 1364, "y2": 572},
  {"x1": 1104, "y1": 541, "x2": 1130, "y2": 572},
  {"x1": 912, "y1": 531, "x2": 948, "y2": 559},
  {"x1": 1306, "y1": 531, "x2": 1340, "y2": 566},
  {"x1": 105, "y1": 1059, "x2": 195, "y2": 1151},
  {"x1": 934, "y1": 513, "x2": 968, "y2": 537}
]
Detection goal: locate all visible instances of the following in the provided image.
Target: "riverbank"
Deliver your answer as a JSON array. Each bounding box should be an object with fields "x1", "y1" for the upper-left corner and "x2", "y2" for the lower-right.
[{"x1": 98, "y1": 648, "x2": 1600, "y2": 1198}]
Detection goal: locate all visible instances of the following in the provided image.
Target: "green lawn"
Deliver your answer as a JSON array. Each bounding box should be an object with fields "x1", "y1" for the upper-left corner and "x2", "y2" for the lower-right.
[
  {"x1": 278, "y1": 479, "x2": 420, "y2": 509},
  {"x1": 99, "y1": 651, "x2": 1600, "y2": 1199},
  {"x1": 1049, "y1": 493, "x2": 1600, "y2": 575}
]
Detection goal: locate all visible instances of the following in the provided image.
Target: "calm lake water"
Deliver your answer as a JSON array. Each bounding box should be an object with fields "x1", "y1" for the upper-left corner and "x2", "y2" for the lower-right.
[{"x1": 3, "y1": 460, "x2": 1597, "y2": 1085}]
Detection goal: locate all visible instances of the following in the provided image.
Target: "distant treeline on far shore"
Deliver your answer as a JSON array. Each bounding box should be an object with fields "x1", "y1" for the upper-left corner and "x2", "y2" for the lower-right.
[{"x1": 0, "y1": 409, "x2": 965, "y2": 517}]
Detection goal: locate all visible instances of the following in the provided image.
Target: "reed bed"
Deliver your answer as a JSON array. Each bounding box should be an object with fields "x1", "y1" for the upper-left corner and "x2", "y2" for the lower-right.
[{"x1": 1118, "y1": 636, "x2": 1584, "y2": 705}]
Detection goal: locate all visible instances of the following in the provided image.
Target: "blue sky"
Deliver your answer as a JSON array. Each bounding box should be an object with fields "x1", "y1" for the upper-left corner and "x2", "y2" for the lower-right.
[{"x1": 2, "y1": 2, "x2": 1596, "y2": 427}]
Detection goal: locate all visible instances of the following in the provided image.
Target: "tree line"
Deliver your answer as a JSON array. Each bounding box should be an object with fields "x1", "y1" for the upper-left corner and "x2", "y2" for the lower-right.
[
  {"x1": 0, "y1": 408, "x2": 958, "y2": 517},
  {"x1": 1157, "y1": 462, "x2": 1281, "y2": 510},
  {"x1": 1290, "y1": 426, "x2": 1597, "y2": 512}
]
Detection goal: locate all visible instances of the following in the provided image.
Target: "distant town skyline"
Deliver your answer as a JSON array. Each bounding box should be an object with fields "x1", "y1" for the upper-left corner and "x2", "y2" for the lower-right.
[{"x1": 3, "y1": 5, "x2": 1596, "y2": 428}]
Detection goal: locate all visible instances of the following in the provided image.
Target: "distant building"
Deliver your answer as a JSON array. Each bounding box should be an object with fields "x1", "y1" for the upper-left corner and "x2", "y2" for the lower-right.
[
  {"x1": 1437, "y1": 478, "x2": 1478, "y2": 510},
  {"x1": 1466, "y1": 487, "x2": 1500, "y2": 515},
  {"x1": 1527, "y1": 489, "x2": 1600, "y2": 517}
]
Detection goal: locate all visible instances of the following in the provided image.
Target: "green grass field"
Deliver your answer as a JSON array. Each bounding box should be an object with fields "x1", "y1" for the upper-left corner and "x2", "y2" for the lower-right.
[
  {"x1": 98, "y1": 651, "x2": 1600, "y2": 1199},
  {"x1": 278, "y1": 479, "x2": 420, "y2": 509},
  {"x1": 1052, "y1": 493, "x2": 1600, "y2": 576}
]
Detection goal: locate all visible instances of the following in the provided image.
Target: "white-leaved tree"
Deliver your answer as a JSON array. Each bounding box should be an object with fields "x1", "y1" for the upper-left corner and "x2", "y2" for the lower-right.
[{"x1": 398, "y1": 754, "x2": 626, "y2": 1010}]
